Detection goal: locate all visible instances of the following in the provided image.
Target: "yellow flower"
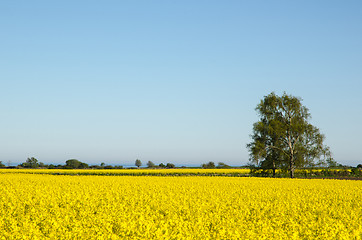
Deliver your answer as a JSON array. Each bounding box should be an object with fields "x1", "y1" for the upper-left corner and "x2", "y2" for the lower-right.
[{"x1": 0, "y1": 170, "x2": 360, "y2": 239}]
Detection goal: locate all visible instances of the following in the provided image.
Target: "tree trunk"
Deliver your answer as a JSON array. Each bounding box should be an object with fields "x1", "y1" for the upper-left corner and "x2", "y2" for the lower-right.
[
  {"x1": 272, "y1": 160, "x2": 276, "y2": 177},
  {"x1": 290, "y1": 155, "x2": 295, "y2": 178}
]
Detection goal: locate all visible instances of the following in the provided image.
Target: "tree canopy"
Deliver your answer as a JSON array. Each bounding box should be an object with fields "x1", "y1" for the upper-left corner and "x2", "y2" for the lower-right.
[
  {"x1": 147, "y1": 161, "x2": 156, "y2": 168},
  {"x1": 21, "y1": 157, "x2": 40, "y2": 168},
  {"x1": 247, "y1": 92, "x2": 334, "y2": 178},
  {"x1": 202, "y1": 162, "x2": 216, "y2": 169},
  {"x1": 65, "y1": 159, "x2": 89, "y2": 169},
  {"x1": 135, "y1": 159, "x2": 142, "y2": 168}
]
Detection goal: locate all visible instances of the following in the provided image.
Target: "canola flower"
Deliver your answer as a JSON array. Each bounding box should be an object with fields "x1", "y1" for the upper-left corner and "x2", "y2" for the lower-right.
[
  {"x1": 0, "y1": 168, "x2": 350, "y2": 176},
  {"x1": 0, "y1": 172, "x2": 361, "y2": 239},
  {"x1": 0, "y1": 168, "x2": 251, "y2": 176}
]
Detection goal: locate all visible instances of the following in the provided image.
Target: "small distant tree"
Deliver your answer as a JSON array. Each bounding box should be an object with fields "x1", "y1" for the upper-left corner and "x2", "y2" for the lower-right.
[
  {"x1": 135, "y1": 159, "x2": 142, "y2": 168},
  {"x1": 202, "y1": 162, "x2": 215, "y2": 169},
  {"x1": 100, "y1": 162, "x2": 105, "y2": 167},
  {"x1": 48, "y1": 164, "x2": 56, "y2": 169},
  {"x1": 65, "y1": 159, "x2": 88, "y2": 169},
  {"x1": 147, "y1": 161, "x2": 156, "y2": 168},
  {"x1": 39, "y1": 162, "x2": 46, "y2": 168},
  {"x1": 166, "y1": 163, "x2": 175, "y2": 168},
  {"x1": 326, "y1": 158, "x2": 338, "y2": 168},
  {"x1": 159, "y1": 163, "x2": 166, "y2": 168},
  {"x1": 65, "y1": 159, "x2": 81, "y2": 169},
  {"x1": 21, "y1": 157, "x2": 40, "y2": 168},
  {"x1": 217, "y1": 162, "x2": 231, "y2": 169},
  {"x1": 0, "y1": 161, "x2": 5, "y2": 168},
  {"x1": 79, "y1": 162, "x2": 89, "y2": 169}
]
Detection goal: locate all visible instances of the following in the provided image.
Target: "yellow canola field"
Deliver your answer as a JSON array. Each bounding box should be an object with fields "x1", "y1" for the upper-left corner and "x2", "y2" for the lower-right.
[
  {"x1": 0, "y1": 174, "x2": 361, "y2": 239},
  {"x1": 0, "y1": 168, "x2": 251, "y2": 175},
  {"x1": 0, "y1": 168, "x2": 349, "y2": 176}
]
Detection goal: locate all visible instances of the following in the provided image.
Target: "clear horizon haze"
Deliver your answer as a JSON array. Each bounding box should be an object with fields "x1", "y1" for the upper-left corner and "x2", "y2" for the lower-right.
[{"x1": 1, "y1": 1, "x2": 361, "y2": 167}]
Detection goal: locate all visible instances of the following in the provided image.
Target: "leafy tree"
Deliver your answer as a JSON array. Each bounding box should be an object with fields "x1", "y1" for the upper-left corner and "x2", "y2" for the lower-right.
[
  {"x1": 65, "y1": 159, "x2": 88, "y2": 169},
  {"x1": 202, "y1": 161, "x2": 215, "y2": 169},
  {"x1": 247, "y1": 92, "x2": 332, "y2": 178},
  {"x1": 21, "y1": 157, "x2": 40, "y2": 168},
  {"x1": 135, "y1": 159, "x2": 142, "y2": 168},
  {"x1": 0, "y1": 161, "x2": 5, "y2": 168},
  {"x1": 39, "y1": 162, "x2": 46, "y2": 168},
  {"x1": 159, "y1": 163, "x2": 166, "y2": 168},
  {"x1": 326, "y1": 158, "x2": 338, "y2": 168},
  {"x1": 217, "y1": 162, "x2": 231, "y2": 169},
  {"x1": 48, "y1": 164, "x2": 56, "y2": 169},
  {"x1": 166, "y1": 163, "x2": 175, "y2": 168},
  {"x1": 79, "y1": 162, "x2": 89, "y2": 169},
  {"x1": 147, "y1": 161, "x2": 156, "y2": 168}
]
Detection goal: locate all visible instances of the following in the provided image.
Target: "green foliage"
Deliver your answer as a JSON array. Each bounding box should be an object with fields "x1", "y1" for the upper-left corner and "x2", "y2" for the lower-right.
[
  {"x1": 0, "y1": 161, "x2": 5, "y2": 168},
  {"x1": 216, "y1": 162, "x2": 231, "y2": 169},
  {"x1": 166, "y1": 163, "x2": 175, "y2": 168},
  {"x1": 247, "y1": 92, "x2": 333, "y2": 178},
  {"x1": 202, "y1": 162, "x2": 216, "y2": 169},
  {"x1": 135, "y1": 159, "x2": 142, "y2": 168},
  {"x1": 48, "y1": 164, "x2": 56, "y2": 169},
  {"x1": 147, "y1": 161, "x2": 156, "y2": 168},
  {"x1": 351, "y1": 167, "x2": 362, "y2": 176},
  {"x1": 20, "y1": 157, "x2": 40, "y2": 168},
  {"x1": 65, "y1": 159, "x2": 89, "y2": 169},
  {"x1": 326, "y1": 158, "x2": 338, "y2": 167}
]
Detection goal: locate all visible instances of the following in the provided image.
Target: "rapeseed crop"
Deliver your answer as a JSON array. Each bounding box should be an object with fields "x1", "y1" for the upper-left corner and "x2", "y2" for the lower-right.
[
  {"x1": 0, "y1": 168, "x2": 251, "y2": 176},
  {"x1": 0, "y1": 173, "x2": 361, "y2": 239}
]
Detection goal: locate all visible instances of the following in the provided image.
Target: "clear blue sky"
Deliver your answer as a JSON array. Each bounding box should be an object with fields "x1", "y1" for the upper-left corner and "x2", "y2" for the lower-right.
[{"x1": 1, "y1": 1, "x2": 361, "y2": 166}]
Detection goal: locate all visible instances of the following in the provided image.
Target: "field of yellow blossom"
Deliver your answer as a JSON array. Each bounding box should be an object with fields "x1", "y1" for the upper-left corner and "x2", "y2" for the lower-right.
[
  {"x1": 0, "y1": 168, "x2": 251, "y2": 176},
  {"x1": 0, "y1": 171, "x2": 361, "y2": 239}
]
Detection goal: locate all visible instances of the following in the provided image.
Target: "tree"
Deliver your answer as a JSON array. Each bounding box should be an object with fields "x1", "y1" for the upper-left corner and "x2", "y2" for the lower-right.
[
  {"x1": 0, "y1": 161, "x2": 5, "y2": 168},
  {"x1": 48, "y1": 164, "x2": 56, "y2": 169},
  {"x1": 166, "y1": 163, "x2": 175, "y2": 168},
  {"x1": 79, "y1": 162, "x2": 89, "y2": 169},
  {"x1": 326, "y1": 158, "x2": 338, "y2": 168},
  {"x1": 65, "y1": 159, "x2": 88, "y2": 169},
  {"x1": 135, "y1": 159, "x2": 142, "y2": 168},
  {"x1": 202, "y1": 161, "x2": 216, "y2": 169},
  {"x1": 39, "y1": 162, "x2": 46, "y2": 168},
  {"x1": 147, "y1": 161, "x2": 156, "y2": 168},
  {"x1": 217, "y1": 162, "x2": 231, "y2": 169},
  {"x1": 21, "y1": 157, "x2": 40, "y2": 168},
  {"x1": 247, "y1": 92, "x2": 333, "y2": 178}
]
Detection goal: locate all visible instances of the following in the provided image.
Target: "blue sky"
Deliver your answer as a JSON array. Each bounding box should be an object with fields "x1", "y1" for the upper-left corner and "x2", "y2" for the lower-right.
[{"x1": 1, "y1": 1, "x2": 361, "y2": 166}]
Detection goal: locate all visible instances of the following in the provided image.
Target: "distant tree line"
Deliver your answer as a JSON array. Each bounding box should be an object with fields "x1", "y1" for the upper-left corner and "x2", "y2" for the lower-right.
[
  {"x1": 0, "y1": 158, "x2": 183, "y2": 170},
  {"x1": 201, "y1": 162, "x2": 231, "y2": 169},
  {"x1": 0, "y1": 157, "x2": 360, "y2": 173},
  {"x1": 138, "y1": 160, "x2": 176, "y2": 169},
  {"x1": 0, "y1": 158, "x2": 123, "y2": 170}
]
